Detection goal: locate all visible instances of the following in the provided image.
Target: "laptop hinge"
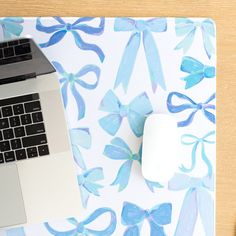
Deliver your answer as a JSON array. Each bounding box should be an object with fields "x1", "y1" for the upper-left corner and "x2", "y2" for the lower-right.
[{"x1": 0, "y1": 73, "x2": 36, "y2": 85}]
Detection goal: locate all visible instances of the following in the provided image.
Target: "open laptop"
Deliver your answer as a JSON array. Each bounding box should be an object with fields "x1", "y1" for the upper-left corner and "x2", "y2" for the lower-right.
[{"x1": 0, "y1": 37, "x2": 82, "y2": 228}]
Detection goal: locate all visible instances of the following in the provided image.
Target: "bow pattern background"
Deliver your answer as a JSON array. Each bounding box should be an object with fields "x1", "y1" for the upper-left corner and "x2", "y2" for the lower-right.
[
  {"x1": 114, "y1": 18, "x2": 167, "y2": 93},
  {"x1": 36, "y1": 17, "x2": 105, "y2": 62}
]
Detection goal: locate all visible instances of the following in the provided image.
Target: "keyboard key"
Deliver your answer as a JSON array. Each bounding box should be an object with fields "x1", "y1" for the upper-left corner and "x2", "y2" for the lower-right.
[
  {"x1": 4, "y1": 151, "x2": 15, "y2": 162},
  {"x1": 11, "y1": 139, "x2": 22, "y2": 150},
  {"x1": 19, "y1": 39, "x2": 30, "y2": 44},
  {"x1": 22, "y1": 134, "x2": 47, "y2": 147},
  {"x1": 3, "y1": 128, "x2": 14, "y2": 140},
  {"x1": 2, "y1": 106, "x2": 13, "y2": 117},
  {"x1": 27, "y1": 147, "x2": 38, "y2": 158},
  {"x1": 24, "y1": 101, "x2": 41, "y2": 113},
  {"x1": 0, "y1": 42, "x2": 7, "y2": 48},
  {"x1": 0, "y1": 131, "x2": 2, "y2": 141},
  {"x1": 15, "y1": 149, "x2": 27, "y2": 160},
  {"x1": 13, "y1": 104, "x2": 24, "y2": 115},
  {"x1": 0, "y1": 141, "x2": 10, "y2": 152},
  {"x1": 0, "y1": 153, "x2": 4, "y2": 163},
  {"x1": 8, "y1": 40, "x2": 19, "y2": 46},
  {"x1": 0, "y1": 93, "x2": 39, "y2": 107},
  {"x1": 0, "y1": 49, "x2": 3, "y2": 59},
  {"x1": 15, "y1": 43, "x2": 31, "y2": 55},
  {"x1": 21, "y1": 114, "x2": 32, "y2": 125},
  {"x1": 32, "y1": 112, "x2": 43, "y2": 123},
  {"x1": 26, "y1": 123, "x2": 45, "y2": 135},
  {"x1": 0, "y1": 118, "x2": 9, "y2": 129},
  {"x1": 3, "y1": 47, "x2": 14, "y2": 57},
  {"x1": 38, "y1": 145, "x2": 49, "y2": 156},
  {"x1": 9, "y1": 116, "x2": 20, "y2": 127},
  {"x1": 14, "y1": 127, "x2": 25, "y2": 137},
  {"x1": 0, "y1": 54, "x2": 32, "y2": 65}
]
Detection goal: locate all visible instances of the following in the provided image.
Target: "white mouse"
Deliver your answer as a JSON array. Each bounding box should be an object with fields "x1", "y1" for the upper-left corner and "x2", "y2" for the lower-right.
[{"x1": 142, "y1": 114, "x2": 180, "y2": 183}]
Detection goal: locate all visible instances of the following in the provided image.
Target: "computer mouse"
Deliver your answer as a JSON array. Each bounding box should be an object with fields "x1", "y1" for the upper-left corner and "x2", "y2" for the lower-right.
[{"x1": 142, "y1": 114, "x2": 180, "y2": 183}]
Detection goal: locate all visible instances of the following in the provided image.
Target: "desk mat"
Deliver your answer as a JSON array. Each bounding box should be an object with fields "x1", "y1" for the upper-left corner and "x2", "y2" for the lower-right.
[{"x1": 0, "y1": 17, "x2": 216, "y2": 236}]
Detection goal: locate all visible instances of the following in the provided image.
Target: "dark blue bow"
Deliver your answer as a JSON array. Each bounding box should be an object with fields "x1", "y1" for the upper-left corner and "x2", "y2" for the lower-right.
[
  {"x1": 45, "y1": 208, "x2": 117, "y2": 236},
  {"x1": 36, "y1": 17, "x2": 105, "y2": 62},
  {"x1": 181, "y1": 56, "x2": 215, "y2": 89},
  {"x1": 122, "y1": 202, "x2": 172, "y2": 236},
  {"x1": 167, "y1": 92, "x2": 215, "y2": 127}
]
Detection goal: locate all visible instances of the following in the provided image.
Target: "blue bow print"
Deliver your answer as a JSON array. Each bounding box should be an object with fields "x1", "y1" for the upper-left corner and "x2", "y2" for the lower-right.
[
  {"x1": 181, "y1": 56, "x2": 215, "y2": 89},
  {"x1": 167, "y1": 92, "x2": 215, "y2": 127},
  {"x1": 36, "y1": 17, "x2": 105, "y2": 62},
  {"x1": 180, "y1": 131, "x2": 215, "y2": 177},
  {"x1": 168, "y1": 173, "x2": 214, "y2": 236},
  {"x1": 69, "y1": 128, "x2": 91, "y2": 170},
  {"x1": 103, "y1": 137, "x2": 162, "y2": 192},
  {"x1": 175, "y1": 18, "x2": 215, "y2": 59},
  {"x1": 122, "y1": 202, "x2": 172, "y2": 236},
  {"x1": 6, "y1": 227, "x2": 25, "y2": 236},
  {"x1": 99, "y1": 90, "x2": 153, "y2": 137},
  {"x1": 53, "y1": 61, "x2": 100, "y2": 120},
  {"x1": 78, "y1": 167, "x2": 104, "y2": 208},
  {"x1": 114, "y1": 18, "x2": 167, "y2": 93},
  {"x1": 45, "y1": 207, "x2": 117, "y2": 236},
  {"x1": 0, "y1": 17, "x2": 24, "y2": 40}
]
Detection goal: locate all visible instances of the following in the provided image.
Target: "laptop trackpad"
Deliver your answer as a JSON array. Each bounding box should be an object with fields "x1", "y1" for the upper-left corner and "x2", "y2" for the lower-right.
[{"x1": 0, "y1": 164, "x2": 26, "y2": 228}]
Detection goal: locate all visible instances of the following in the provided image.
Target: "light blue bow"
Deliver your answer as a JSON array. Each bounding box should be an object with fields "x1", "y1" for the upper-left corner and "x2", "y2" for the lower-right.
[
  {"x1": 168, "y1": 173, "x2": 214, "y2": 236},
  {"x1": 45, "y1": 207, "x2": 117, "y2": 236},
  {"x1": 53, "y1": 61, "x2": 100, "y2": 120},
  {"x1": 175, "y1": 18, "x2": 215, "y2": 59},
  {"x1": 181, "y1": 56, "x2": 216, "y2": 89},
  {"x1": 114, "y1": 18, "x2": 167, "y2": 93},
  {"x1": 180, "y1": 131, "x2": 215, "y2": 177},
  {"x1": 0, "y1": 17, "x2": 24, "y2": 40},
  {"x1": 36, "y1": 17, "x2": 105, "y2": 62},
  {"x1": 78, "y1": 167, "x2": 104, "y2": 208},
  {"x1": 167, "y1": 92, "x2": 215, "y2": 127},
  {"x1": 103, "y1": 137, "x2": 162, "y2": 192},
  {"x1": 122, "y1": 201, "x2": 172, "y2": 236},
  {"x1": 99, "y1": 90, "x2": 153, "y2": 137},
  {"x1": 69, "y1": 128, "x2": 91, "y2": 170},
  {"x1": 6, "y1": 227, "x2": 25, "y2": 236}
]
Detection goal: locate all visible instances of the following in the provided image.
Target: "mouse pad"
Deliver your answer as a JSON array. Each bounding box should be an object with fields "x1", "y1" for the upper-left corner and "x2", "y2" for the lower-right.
[{"x1": 0, "y1": 17, "x2": 216, "y2": 236}]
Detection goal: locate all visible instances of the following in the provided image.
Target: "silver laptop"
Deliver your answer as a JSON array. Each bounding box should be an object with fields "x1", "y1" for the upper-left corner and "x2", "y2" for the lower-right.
[{"x1": 0, "y1": 37, "x2": 82, "y2": 229}]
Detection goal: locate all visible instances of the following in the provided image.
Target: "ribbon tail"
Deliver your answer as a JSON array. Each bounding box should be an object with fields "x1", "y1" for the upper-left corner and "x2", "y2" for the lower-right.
[
  {"x1": 203, "y1": 109, "x2": 215, "y2": 124},
  {"x1": 79, "y1": 185, "x2": 90, "y2": 208},
  {"x1": 201, "y1": 143, "x2": 213, "y2": 177},
  {"x1": 72, "y1": 145, "x2": 87, "y2": 170},
  {"x1": 197, "y1": 188, "x2": 214, "y2": 236},
  {"x1": 178, "y1": 110, "x2": 198, "y2": 127},
  {"x1": 202, "y1": 31, "x2": 215, "y2": 59},
  {"x1": 71, "y1": 31, "x2": 105, "y2": 62},
  {"x1": 175, "y1": 29, "x2": 196, "y2": 53},
  {"x1": 149, "y1": 222, "x2": 165, "y2": 236},
  {"x1": 39, "y1": 30, "x2": 67, "y2": 48},
  {"x1": 145, "y1": 179, "x2": 163, "y2": 192},
  {"x1": 143, "y1": 30, "x2": 166, "y2": 92},
  {"x1": 124, "y1": 225, "x2": 140, "y2": 236},
  {"x1": 71, "y1": 84, "x2": 85, "y2": 120},
  {"x1": 60, "y1": 81, "x2": 69, "y2": 107},
  {"x1": 174, "y1": 188, "x2": 198, "y2": 236},
  {"x1": 114, "y1": 32, "x2": 141, "y2": 92},
  {"x1": 111, "y1": 160, "x2": 133, "y2": 191}
]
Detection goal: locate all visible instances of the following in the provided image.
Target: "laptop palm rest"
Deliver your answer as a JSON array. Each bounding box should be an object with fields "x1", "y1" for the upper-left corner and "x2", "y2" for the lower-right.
[{"x1": 0, "y1": 164, "x2": 26, "y2": 228}]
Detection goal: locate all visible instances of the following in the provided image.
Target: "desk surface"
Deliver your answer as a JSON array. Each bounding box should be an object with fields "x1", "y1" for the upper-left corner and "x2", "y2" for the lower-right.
[{"x1": 0, "y1": 1, "x2": 235, "y2": 235}]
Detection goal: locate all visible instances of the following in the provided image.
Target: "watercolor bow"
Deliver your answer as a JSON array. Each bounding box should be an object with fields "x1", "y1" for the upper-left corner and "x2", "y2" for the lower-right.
[
  {"x1": 36, "y1": 17, "x2": 105, "y2": 62},
  {"x1": 104, "y1": 137, "x2": 162, "y2": 192},
  {"x1": 114, "y1": 18, "x2": 167, "y2": 93},
  {"x1": 181, "y1": 56, "x2": 215, "y2": 89},
  {"x1": 167, "y1": 92, "x2": 215, "y2": 127},
  {"x1": 0, "y1": 17, "x2": 24, "y2": 40},
  {"x1": 122, "y1": 201, "x2": 172, "y2": 236},
  {"x1": 78, "y1": 167, "x2": 104, "y2": 208},
  {"x1": 53, "y1": 61, "x2": 100, "y2": 120},
  {"x1": 69, "y1": 128, "x2": 91, "y2": 170},
  {"x1": 99, "y1": 90, "x2": 153, "y2": 137},
  {"x1": 175, "y1": 18, "x2": 215, "y2": 59},
  {"x1": 168, "y1": 173, "x2": 214, "y2": 236},
  {"x1": 45, "y1": 207, "x2": 117, "y2": 236},
  {"x1": 180, "y1": 131, "x2": 215, "y2": 177}
]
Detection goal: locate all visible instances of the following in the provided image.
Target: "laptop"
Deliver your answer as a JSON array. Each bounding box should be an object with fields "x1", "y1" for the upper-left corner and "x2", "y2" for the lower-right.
[{"x1": 0, "y1": 37, "x2": 82, "y2": 228}]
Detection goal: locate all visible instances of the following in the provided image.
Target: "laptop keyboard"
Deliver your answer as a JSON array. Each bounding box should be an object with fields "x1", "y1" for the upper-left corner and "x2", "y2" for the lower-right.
[
  {"x1": 0, "y1": 39, "x2": 32, "y2": 66},
  {"x1": 0, "y1": 93, "x2": 49, "y2": 164}
]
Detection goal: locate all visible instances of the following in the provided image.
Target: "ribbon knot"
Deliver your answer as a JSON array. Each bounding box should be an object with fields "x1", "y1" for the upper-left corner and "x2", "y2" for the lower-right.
[
  {"x1": 36, "y1": 17, "x2": 105, "y2": 62},
  {"x1": 99, "y1": 90, "x2": 153, "y2": 137},
  {"x1": 53, "y1": 61, "x2": 100, "y2": 120},
  {"x1": 175, "y1": 18, "x2": 215, "y2": 59},
  {"x1": 167, "y1": 92, "x2": 215, "y2": 127},
  {"x1": 76, "y1": 223, "x2": 85, "y2": 233},
  {"x1": 114, "y1": 17, "x2": 167, "y2": 92},
  {"x1": 168, "y1": 174, "x2": 214, "y2": 236},
  {"x1": 180, "y1": 131, "x2": 215, "y2": 176}
]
